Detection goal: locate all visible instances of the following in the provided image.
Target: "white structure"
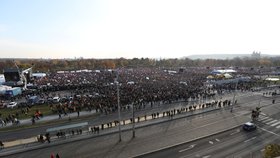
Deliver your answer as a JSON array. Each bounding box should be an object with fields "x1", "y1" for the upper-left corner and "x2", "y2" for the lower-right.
[
  {"x1": 211, "y1": 69, "x2": 236, "y2": 74},
  {"x1": 265, "y1": 78, "x2": 280, "y2": 81},
  {"x1": 32, "y1": 73, "x2": 46, "y2": 78},
  {"x1": 0, "y1": 74, "x2": 5, "y2": 84}
]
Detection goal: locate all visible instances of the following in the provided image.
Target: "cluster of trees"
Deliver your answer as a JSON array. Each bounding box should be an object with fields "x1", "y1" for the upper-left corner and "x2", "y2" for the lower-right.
[
  {"x1": 264, "y1": 144, "x2": 280, "y2": 158},
  {"x1": 0, "y1": 56, "x2": 280, "y2": 73}
]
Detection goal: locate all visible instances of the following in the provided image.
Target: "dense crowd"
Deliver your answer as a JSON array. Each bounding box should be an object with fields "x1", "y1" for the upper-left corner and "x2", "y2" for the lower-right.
[
  {"x1": 0, "y1": 67, "x2": 263, "y2": 125},
  {"x1": 28, "y1": 68, "x2": 259, "y2": 115},
  {"x1": 31, "y1": 68, "x2": 211, "y2": 113}
]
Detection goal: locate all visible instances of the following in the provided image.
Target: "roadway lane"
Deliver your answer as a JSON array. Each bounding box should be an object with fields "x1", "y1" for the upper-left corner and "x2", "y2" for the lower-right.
[{"x1": 139, "y1": 112, "x2": 280, "y2": 158}]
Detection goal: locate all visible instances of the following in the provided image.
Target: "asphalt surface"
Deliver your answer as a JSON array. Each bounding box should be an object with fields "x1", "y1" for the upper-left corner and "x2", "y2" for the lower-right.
[{"x1": 139, "y1": 101, "x2": 280, "y2": 158}]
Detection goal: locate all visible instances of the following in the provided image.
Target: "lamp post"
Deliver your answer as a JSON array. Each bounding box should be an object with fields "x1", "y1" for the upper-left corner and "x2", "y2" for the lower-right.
[
  {"x1": 231, "y1": 79, "x2": 238, "y2": 112},
  {"x1": 116, "y1": 70, "x2": 122, "y2": 142},
  {"x1": 132, "y1": 102, "x2": 135, "y2": 138}
]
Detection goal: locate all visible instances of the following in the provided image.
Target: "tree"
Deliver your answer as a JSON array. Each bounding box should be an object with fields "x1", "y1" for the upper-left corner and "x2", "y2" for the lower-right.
[{"x1": 264, "y1": 144, "x2": 280, "y2": 158}]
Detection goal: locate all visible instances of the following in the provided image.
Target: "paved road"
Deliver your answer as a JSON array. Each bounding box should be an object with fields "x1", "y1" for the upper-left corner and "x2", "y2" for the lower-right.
[{"x1": 139, "y1": 104, "x2": 280, "y2": 158}]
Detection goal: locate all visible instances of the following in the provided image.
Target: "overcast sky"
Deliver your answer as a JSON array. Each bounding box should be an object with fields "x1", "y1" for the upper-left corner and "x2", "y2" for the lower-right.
[{"x1": 0, "y1": 0, "x2": 280, "y2": 59}]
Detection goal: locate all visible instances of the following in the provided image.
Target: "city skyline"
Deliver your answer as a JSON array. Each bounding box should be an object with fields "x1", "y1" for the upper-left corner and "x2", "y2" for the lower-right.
[{"x1": 1, "y1": 0, "x2": 280, "y2": 59}]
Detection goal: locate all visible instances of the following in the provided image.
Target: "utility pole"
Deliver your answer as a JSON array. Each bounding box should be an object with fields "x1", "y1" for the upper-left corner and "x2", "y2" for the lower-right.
[
  {"x1": 132, "y1": 102, "x2": 135, "y2": 138},
  {"x1": 257, "y1": 68, "x2": 262, "y2": 109},
  {"x1": 231, "y1": 79, "x2": 238, "y2": 112},
  {"x1": 116, "y1": 70, "x2": 122, "y2": 142}
]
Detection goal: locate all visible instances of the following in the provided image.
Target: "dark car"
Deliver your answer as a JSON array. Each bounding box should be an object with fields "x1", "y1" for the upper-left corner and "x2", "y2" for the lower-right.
[
  {"x1": 47, "y1": 97, "x2": 53, "y2": 103},
  {"x1": 243, "y1": 122, "x2": 257, "y2": 131},
  {"x1": 38, "y1": 99, "x2": 45, "y2": 105}
]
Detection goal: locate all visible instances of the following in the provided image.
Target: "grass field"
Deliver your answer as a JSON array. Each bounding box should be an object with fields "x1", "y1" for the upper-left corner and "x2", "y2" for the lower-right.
[{"x1": 0, "y1": 104, "x2": 55, "y2": 120}]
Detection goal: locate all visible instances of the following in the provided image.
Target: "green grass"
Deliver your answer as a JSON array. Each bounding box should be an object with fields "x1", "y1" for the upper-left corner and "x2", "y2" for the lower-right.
[{"x1": 0, "y1": 104, "x2": 55, "y2": 120}]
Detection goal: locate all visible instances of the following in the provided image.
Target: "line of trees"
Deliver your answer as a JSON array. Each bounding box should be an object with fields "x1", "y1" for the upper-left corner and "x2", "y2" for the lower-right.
[{"x1": 0, "y1": 57, "x2": 280, "y2": 73}]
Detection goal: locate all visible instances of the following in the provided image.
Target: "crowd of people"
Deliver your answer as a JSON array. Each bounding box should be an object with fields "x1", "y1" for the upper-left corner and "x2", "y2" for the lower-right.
[
  {"x1": 0, "y1": 67, "x2": 263, "y2": 127},
  {"x1": 39, "y1": 68, "x2": 258, "y2": 114},
  {"x1": 29, "y1": 68, "x2": 213, "y2": 115},
  {"x1": 0, "y1": 67, "x2": 276, "y2": 154}
]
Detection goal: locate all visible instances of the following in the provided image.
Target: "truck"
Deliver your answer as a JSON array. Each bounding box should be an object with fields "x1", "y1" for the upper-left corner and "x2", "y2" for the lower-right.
[{"x1": 5, "y1": 87, "x2": 22, "y2": 97}]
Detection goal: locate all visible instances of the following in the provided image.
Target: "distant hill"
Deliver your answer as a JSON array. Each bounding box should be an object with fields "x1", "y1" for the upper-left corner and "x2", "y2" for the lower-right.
[{"x1": 186, "y1": 54, "x2": 279, "y2": 60}]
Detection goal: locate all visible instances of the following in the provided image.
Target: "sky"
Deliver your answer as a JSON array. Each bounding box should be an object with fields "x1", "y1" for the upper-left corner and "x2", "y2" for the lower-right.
[{"x1": 0, "y1": 0, "x2": 280, "y2": 59}]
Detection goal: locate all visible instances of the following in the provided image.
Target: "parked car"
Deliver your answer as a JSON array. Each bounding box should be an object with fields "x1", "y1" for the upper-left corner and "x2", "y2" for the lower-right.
[
  {"x1": 28, "y1": 96, "x2": 39, "y2": 105},
  {"x1": 243, "y1": 122, "x2": 257, "y2": 131},
  {"x1": 53, "y1": 97, "x2": 60, "y2": 103},
  {"x1": 38, "y1": 99, "x2": 45, "y2": 105},
  {"x1": 7, "y1": 102, "x2": 17, "y2": 109},
  {"x1": 47, "y1": 97, "x2": 53, "y2": 103}
]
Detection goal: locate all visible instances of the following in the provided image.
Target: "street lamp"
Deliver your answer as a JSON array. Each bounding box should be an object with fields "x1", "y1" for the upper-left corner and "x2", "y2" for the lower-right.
[
  {"x1": 231, "y1": 79, "x2": 238, "y2": 112},
  {"x1": 132, "y1": 102, "x2": 135, "y2": 138},
  {"x1": 115, "y1": 70, "x2": 122, "y2": 142}
]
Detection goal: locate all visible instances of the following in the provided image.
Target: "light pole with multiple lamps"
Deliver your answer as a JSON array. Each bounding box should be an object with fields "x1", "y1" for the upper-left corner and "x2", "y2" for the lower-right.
[
  {"x1": 132, "y1": 102, "x2": 135, "y2": 138},
  {"x1": 115, "y1": 70, "x2": 122, "y2": 142},
  {"x1": 231, "y1": 78, "x2": 238, "y2": 112}
]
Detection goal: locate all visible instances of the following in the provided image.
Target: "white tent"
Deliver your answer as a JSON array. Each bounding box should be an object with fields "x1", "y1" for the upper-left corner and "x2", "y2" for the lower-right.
[
  {"x1": 265, "y1": 78, "x2": 280, "y2": 81},
  {"x1": 211, "y1": 69, "x2": 236, "y2": 74},
  {"x1": 32, "y1": 73, "x2": 46, "y2": 78}
]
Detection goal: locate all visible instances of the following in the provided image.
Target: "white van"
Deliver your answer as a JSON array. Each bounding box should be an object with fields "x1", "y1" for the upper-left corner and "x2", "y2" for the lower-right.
[{"x1": 53, "y1": 97, "x2": 60, "y2": 103}]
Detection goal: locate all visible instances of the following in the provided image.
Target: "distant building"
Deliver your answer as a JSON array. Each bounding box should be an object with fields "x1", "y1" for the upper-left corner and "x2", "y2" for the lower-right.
[{"x1": 251, "y1": 51, "x2": 261, "y2": 59}]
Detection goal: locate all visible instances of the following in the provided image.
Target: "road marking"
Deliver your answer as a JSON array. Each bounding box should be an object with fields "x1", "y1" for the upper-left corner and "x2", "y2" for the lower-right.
[
  {"x1": 202, "y1": 155, "x2": 211, "y2": 158},
  {"x1": 244, "y1": 137, "x2": 256, "y2": 143},
  {"x1": 262, "y1": 118, "x2": 273, "y2": 123},
  {"x1": 258, "y1": 117, "x2": 269, "y2": 121},
  {"x1": 259, "y1": 115, "x2": 268, "y2": 118},
  {"x1": 271, "y1": 121, "x2": 280, "y2": 127},
  {"x1": 209, "y1": 141, "x2": 214, "y2": 144},
  {"x1": 266, "y1": 120, "x2": 278, "y2": 125},
  {"x1": 260, "y1": 148, "x2": 265, "y2": 152},
  {"x1": 178, "y1": 144, "x2": 196, "y2": 153},
  {"x1": 259, "y1": 127, "x2": 280, "y2": 136},
  {"x1": 215, "y1": 138, "x2": 220, "y2": 142},
  {"x1": 147, "y1": 113, "x2": 250, "y2": 158},
  {"x1": 276, "y1": 125, "x2": 280, "y2": 129},
  {"x1": 230, "y1": 129, "x2": 240, "y2": 135}
]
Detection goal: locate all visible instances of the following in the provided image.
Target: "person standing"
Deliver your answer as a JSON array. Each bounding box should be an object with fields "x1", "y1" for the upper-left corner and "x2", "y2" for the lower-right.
[{"x1": 56, "y1": 153, "x2": 60, "y2": 158}]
